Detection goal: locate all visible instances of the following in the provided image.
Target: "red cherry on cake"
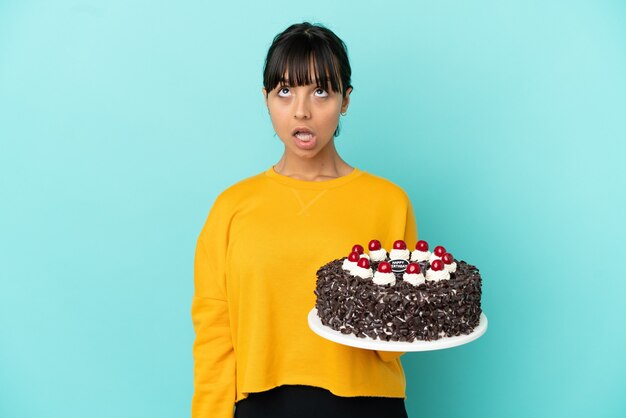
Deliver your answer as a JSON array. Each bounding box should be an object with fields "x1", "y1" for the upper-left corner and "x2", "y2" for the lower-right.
[
  {"x1": 368, "y1": 239, "x2": 382, "y2": 251},
  {"x1": 442, "y1": 253, "x2": 454, "y2": 264},
  {"x1": 348, "y1": 251, "x2": 360, "y2": 262},
  {"x1": 406, "y1": 262, "x2": 421, "y2": 274},
  {"x1": 415, "y1": 240, "x2": 429, "y2": 251},
  {"x1": 351, "y1": 244, "x2": 364, "y2": 254},
  {"x1": 357, "y1": 258, "x2": 370, "y2": 269},
  {"x1": 377, "y1": 261, "x2": 391, "y2": 273},
  {"x1": 431, "y1": 259, "x2": 444, "y2": 271},
  {"x1": 433, "y1": 245, "x2": 447, "y2": 257},
  {"x1": 393, "y1": 240, "x2": 407, "y2": 250}
]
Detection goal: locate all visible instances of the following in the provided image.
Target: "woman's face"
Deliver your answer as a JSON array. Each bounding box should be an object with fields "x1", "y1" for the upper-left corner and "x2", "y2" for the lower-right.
[{"x1": 262, "y1": 72, "x2": 351, "y2": 159}]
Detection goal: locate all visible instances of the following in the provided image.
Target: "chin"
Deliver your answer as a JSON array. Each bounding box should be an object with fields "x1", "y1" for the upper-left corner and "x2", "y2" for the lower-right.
[
  {"x1": 292, "y1": 140, "x2": 334, "y2": 157},
  {"x1": 292, "y1": 148, "x2": 321, "y2": 159}
]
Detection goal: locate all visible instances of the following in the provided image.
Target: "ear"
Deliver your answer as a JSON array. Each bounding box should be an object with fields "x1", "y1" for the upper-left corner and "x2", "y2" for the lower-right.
[
  {"x1": 262, "y1": 87, "x2": 268, "y2": 108},
  {"x1": 340, "y1": 86, "x2": 353, "y2": 113}
]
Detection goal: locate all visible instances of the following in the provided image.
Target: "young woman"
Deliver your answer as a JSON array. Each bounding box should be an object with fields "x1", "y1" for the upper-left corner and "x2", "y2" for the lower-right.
[{"x1": 192, "y1": 22, "x2": 416, "y2": 418}]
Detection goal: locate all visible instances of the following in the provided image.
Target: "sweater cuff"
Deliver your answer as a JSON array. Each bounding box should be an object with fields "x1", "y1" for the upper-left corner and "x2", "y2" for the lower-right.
[{"x1": 376, "y1": 350, "x2": 404, "y2": 362}]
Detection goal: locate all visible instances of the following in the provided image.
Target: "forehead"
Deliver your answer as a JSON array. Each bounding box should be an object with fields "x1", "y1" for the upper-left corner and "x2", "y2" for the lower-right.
[
  {"x1": 279, "y1": 69, "x2": 333, "y2": 87},
  {"x1": 281, "y1": 60, "x2": 315, "y2": 80},
  {"x1": 265, "y1": 50, "x2": 343, "y2": 93}
]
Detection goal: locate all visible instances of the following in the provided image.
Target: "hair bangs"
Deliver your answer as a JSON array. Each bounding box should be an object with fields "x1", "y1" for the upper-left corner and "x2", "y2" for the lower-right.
[{"x1": 264, "y1": 36, "x2": 343, "y2": 95}]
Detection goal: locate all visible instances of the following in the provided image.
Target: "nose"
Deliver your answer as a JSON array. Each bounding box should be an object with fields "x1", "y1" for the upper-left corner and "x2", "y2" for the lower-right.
[{"x1": 293, "y1": 95, "x2": 311, "y2": 119}]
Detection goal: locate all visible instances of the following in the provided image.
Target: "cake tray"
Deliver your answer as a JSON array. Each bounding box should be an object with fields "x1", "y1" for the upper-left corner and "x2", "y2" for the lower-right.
[{"x1": 307, "y1": 308, "x2": 488, "y2": 352}]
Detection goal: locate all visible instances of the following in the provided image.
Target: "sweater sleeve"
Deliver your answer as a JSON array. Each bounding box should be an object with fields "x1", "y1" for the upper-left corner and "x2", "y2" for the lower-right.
[
  {"x1": 376, "y1": 194, "x2": 418, "y2": 363},
  {"x1": 191, "y1": 197, "x2": 236, "y2": 418}
]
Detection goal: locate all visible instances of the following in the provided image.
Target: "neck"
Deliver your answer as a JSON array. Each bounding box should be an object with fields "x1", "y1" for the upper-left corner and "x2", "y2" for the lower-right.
[{"x1": 274, "y1": 141, "x2": 353, "y2": 181}]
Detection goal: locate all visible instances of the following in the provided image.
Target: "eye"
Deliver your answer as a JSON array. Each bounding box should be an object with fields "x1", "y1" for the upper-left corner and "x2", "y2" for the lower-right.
[
  {"x1": 277, "y1": 86, "x2": 291, "y2": 97},
  {"x1": 314, "y1": 88, "x2": 328, "y2": 97}
]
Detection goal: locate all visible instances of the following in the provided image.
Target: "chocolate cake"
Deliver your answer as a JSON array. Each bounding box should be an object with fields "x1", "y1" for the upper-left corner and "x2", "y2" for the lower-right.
[{"x1": 314, "y1": 240, "x2": 482, "y2": 342}]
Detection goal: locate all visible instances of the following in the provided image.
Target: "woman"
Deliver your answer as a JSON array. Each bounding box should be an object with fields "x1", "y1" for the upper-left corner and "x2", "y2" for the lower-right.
[{"x1": 192, "y1": 22, "x2": 416, "y2": 418}]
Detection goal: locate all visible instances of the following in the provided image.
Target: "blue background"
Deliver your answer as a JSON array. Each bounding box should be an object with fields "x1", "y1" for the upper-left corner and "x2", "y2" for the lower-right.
[{"x1": 1, "y1": 1, "x2": 625, "y2": 417}]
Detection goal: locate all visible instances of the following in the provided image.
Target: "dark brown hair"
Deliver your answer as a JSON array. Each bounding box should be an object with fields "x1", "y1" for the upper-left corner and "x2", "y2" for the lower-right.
[{"x1": 263, "y1": 22, "x2": 353, "y2": 98}]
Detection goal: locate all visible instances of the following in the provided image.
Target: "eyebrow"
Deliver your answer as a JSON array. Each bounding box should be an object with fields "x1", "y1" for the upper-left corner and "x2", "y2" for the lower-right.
[
  {"x1": 279, "y1": 77, "x2": 328, "y2": 87},
  {"x1": 279, "y1": 77, "x2": 306, "y2": 84}
]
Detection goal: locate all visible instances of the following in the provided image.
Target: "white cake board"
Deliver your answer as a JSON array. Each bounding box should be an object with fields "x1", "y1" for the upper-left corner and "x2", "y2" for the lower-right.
[{"x1": 308, "y1": 308, "x2": 488, "y2": 352}]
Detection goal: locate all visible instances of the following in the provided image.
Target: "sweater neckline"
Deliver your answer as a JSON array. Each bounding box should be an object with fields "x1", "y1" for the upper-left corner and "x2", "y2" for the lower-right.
[{"x1": 264, "y1": 166, "x2": 364, "y2": 189}]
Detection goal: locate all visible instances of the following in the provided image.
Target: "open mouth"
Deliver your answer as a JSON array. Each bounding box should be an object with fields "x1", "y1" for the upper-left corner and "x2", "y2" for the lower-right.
[
  {"x1": 295, "y1": 132, "x2": 314, "y2": 141},
  {"x1": 291, "y1": 127, "x2": 317, "y2": 150},
  {"x1": 293, "y1": 128, "x2": 315, "y2": 141}
]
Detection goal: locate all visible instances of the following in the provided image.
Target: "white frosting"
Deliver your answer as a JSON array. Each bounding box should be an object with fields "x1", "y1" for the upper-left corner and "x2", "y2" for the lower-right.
[
  {"x1": 444, "y1": 261, "x2": 457, "y2": 273},
  {"x1": 410, "y1": 250, "x2": 430, "y2": 262},
  {"x1": 403, "y1": 272, "x2": 426, "y2": 286},
  {"x1": 373, "y1": 271, "x2": 396, "y2": 285},
  {"x1": 359, "y1": 253, "x2": 370, "y2": 260},
  {"x1": 429, "y1": 252, "x2": 442, "y2": 263},
  {"x1": 389, "y1": 249, "x2": 410, "y2": 260},
  {"x1": 369, "y1": 248, "x2": 387, "y2": 262},
  {"x1": 352, "y1": 265, "x2": 373, "y2": 279},
  {"x1": 342, "y1": 258, "x2": 356, "y2": 273},
  {"x1": 426, "y1": 268, "x2": 450, "y2": 282}
]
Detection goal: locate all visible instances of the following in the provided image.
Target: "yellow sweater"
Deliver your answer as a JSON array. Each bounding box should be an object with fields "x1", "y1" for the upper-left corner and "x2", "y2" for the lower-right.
[{"x1": 191, "y1": 167, "x2": 417, "y2": 417}]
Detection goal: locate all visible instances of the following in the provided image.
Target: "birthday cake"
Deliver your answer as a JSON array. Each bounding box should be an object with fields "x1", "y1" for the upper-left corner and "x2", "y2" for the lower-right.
[{"x1": 314, "y1": 240, "x2": 482, "y2": 342}]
